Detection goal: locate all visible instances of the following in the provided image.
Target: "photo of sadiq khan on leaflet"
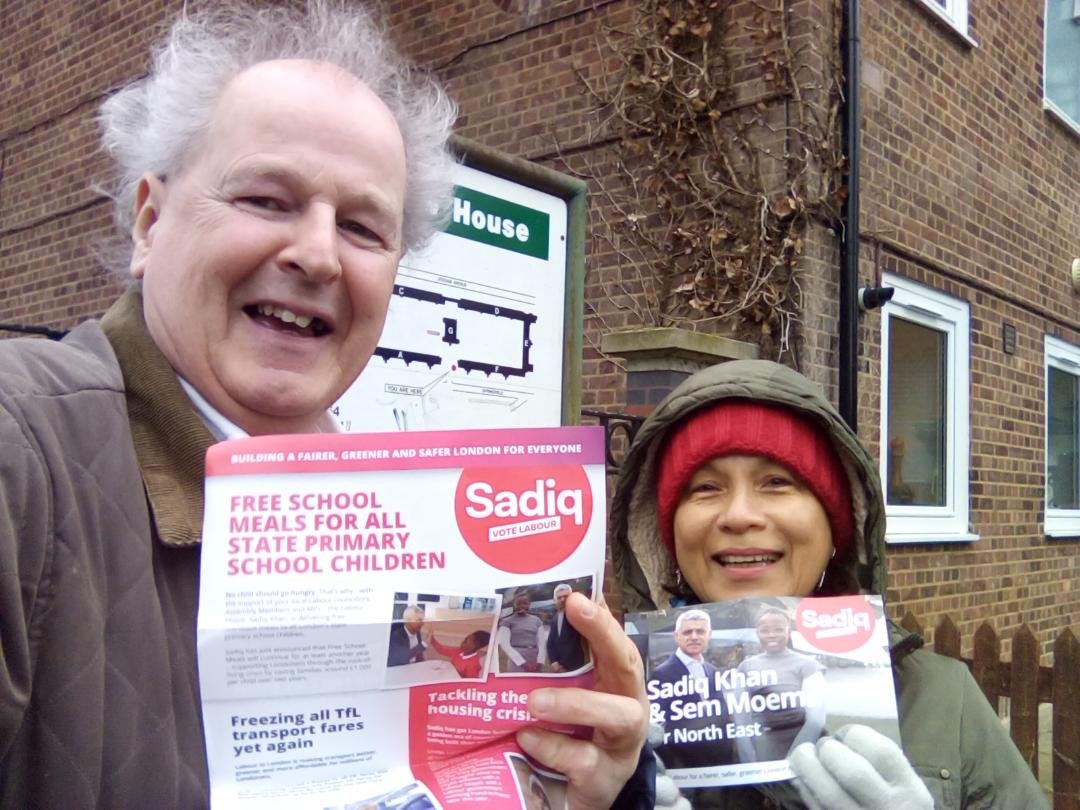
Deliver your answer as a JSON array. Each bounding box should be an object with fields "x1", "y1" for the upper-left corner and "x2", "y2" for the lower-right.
[{"x1": 627, "y1": 595, "x2": 902, "y2": 788}]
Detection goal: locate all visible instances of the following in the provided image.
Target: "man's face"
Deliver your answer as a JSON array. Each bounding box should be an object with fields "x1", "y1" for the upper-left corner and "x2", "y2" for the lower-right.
[
  {"x1": 675, "y1": 618, "x2": 710, "y2": 659},
  {"x1": 554, "y1": 590, "x2": 570, "y2": 611},
  {"x1": 131, "y1": 60, "x2": 407, "y2": 435},
  {"x1": 514, "y1": 596, "x2": 531, "y2": 615},
  {"x1": 404, "y1": 614, "x2": 424, "y2": 635}
]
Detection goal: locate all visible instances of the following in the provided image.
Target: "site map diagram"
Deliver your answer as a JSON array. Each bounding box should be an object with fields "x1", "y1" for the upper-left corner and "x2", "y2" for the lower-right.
[{"x1": 333, "y1": 165, "x2": 568, "y2": 432}]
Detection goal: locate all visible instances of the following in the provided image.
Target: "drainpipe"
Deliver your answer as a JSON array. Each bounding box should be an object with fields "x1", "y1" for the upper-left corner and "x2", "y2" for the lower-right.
[{"x1": 838, "y1": 0, "x2": 860, "y2": 430}]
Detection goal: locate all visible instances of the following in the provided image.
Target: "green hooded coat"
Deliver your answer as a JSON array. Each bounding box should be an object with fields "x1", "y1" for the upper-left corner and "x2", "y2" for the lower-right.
[{"x1": 610, "y1": 359, "x2": 1047, "y2": 809}]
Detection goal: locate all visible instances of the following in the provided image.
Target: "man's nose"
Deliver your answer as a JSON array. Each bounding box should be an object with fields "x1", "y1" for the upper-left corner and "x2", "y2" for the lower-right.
[{"x1": 279, "y1": 205, "x2": 341, "y2": 283}]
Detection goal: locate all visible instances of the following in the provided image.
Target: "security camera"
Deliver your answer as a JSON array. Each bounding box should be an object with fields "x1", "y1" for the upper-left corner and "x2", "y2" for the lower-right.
[{"x1": 858, "y1": 286, "x2": 895, "y2": 312}]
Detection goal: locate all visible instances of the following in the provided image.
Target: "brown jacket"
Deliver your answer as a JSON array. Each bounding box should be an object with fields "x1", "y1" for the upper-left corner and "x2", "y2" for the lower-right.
[{"x1": 0, "y1": 289, "x2": 214, "y2": 808}]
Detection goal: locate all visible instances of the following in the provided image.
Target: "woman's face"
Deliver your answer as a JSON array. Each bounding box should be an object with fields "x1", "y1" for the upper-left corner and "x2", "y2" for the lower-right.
[
  {"x1": 672, "y1": 454, "x2": 833, "y2": 601},
  {"x1": 755, "y1": 613, "x2": 791, "y2": 653}
]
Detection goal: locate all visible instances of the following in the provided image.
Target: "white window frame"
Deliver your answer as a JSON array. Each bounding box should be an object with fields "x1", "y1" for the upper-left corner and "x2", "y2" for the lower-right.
[
  {"x1": 1044, "y1": 336, "x2": 1080, "y2": 536},
  {"x1": 912, "y1": 0, "x2": 975, "y2": 47},
  {"x1": 1043, "y1": 0, "x2": 1080, "y2": 137},
  {"x1": 880, "y1": 274, "x2": 975, "y2": 543}
]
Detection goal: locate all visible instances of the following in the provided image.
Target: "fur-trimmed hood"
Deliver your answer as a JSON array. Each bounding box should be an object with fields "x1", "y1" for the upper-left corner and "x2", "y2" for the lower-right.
[{"x1": 611, "y1": 359, "x2": 888, "y2": 614}]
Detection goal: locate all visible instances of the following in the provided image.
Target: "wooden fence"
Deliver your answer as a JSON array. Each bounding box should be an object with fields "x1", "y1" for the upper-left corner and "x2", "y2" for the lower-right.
[{"x1": 899, "y1": 613, "x2": 1078, "y2": 810}]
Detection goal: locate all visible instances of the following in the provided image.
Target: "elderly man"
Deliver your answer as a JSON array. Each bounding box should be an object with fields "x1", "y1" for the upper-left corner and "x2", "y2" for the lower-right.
[
  {"x1": 546, "y1": 583, "x2": 587, "y2": 672},
  {"x1": 0, "y1": 4, "x2": 648, "y2": 808},
  {"x1": 388, "y1": 606, "x2": 428, "y2": 666}
]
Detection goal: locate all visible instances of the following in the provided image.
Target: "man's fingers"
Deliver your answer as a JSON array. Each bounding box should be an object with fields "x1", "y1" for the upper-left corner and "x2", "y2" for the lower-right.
[
  {"x1": 564, "y1": 593, "x2": 645, "y2": 698},
  {"x1": 528, "y1": 687, "x2": 646, "y2": 742},
  {"x1": 517, "y1": 726, "x2": 601, "y2": 784}
]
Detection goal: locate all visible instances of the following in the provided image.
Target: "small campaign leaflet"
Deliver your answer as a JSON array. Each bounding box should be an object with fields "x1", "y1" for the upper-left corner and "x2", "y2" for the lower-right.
[
  {"x1": 625, "y1": 595, "x2": 900, "y2": 789},
  {"x1": 197, "y1": 426, "x2": 605, "y2": 809}
]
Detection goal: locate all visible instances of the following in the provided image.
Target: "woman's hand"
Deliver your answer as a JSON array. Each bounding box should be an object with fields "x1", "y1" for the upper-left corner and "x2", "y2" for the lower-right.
[
  {"x1": 649, "y1": 723, "x2": 691, "y2": 810},
  {"x1": 789, "y1": 724, "x2": 933, "y2": 810},
  {"x1": 516, "y1": 592, "x2": 649, "y2": 809}
]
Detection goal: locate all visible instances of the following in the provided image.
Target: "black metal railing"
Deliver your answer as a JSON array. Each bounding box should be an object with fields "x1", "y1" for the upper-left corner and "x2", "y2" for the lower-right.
[{"x1": 580, "y1": 409, "x2": 645, "y2": 474}]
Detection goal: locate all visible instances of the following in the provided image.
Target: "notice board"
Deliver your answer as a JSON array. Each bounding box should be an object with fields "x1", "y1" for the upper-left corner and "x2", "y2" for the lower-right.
[{"x1": 333, "y1": 138, "x2": 585, "y2": 432}]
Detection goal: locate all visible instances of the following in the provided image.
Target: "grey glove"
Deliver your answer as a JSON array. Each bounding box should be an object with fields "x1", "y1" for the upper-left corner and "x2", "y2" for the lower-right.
[
  {"x1": 649, "y1": 723, "x2": 691, "y2": 810},
  {"x1": 789, "y1": 724, "x2": 933, "y2": 810}
]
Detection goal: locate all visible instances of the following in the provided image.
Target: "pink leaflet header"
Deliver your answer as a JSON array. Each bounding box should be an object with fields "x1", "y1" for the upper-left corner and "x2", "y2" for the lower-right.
[{"x1": 204, "y1": 425, "x2": 606, "y2": 477}]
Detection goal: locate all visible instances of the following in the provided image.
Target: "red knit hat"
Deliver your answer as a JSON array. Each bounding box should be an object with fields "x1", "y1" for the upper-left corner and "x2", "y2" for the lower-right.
[{"x1": 655, "y1": 400, "x2": 853, "y2": 558}]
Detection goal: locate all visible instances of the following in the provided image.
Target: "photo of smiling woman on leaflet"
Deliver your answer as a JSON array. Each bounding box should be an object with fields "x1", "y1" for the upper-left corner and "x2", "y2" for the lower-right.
[
  {"x1": 734, "y1": 607, "x2": 825, "y2": 764},
  {"x1": 610, "y1": 359, "x2": 1047, "y2": 809}
]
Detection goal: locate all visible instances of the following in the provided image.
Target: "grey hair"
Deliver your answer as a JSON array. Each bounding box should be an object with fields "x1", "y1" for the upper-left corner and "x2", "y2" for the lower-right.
[
  {"x1": 553, "y1": 583, "x2": 572, "y2": 596},
  {"x1": 674, "y1": 608, "x2": 711, "y2": 633},
  {"x1": 98, "y1": 0, "x2": 457, "y2": 276},
  {"x1": 403, "y1": 605, "x2": 425, "y2": 622}
]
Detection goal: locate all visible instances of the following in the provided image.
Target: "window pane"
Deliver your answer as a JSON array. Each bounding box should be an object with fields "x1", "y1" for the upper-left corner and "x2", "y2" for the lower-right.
[
  {"x1": 886, "y1": 318, "x2": 947, "y2": 506},
  {"x1": 1048, "y1": 366, "x2": 1079, "y2": 509},
  {"x1": 1046, "y1": 0, "x2": 1080, "y2": 124}
]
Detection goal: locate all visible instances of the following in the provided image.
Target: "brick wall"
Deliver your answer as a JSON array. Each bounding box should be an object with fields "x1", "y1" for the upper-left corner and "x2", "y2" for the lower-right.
[
  {"x1": 2, "y1": 0, "x2": 1077, "y2": 658},
  {"x1": 858, "y1": 0, "x2": 1080, "y2": 656}
]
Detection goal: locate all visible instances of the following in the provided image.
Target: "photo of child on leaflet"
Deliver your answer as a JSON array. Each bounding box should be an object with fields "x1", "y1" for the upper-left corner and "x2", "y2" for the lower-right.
[{"x1": 633, "y1": 595, "x2": 903, "y2": 785}]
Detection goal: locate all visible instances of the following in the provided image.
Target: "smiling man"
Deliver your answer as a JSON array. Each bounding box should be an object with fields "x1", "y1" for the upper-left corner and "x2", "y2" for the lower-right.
[
  {"x1": 649, "y1": 609, "x2": 733, "y2": 770},
  {"x1": 0, "y1": 3, "x2": 648, "y2": 808}
]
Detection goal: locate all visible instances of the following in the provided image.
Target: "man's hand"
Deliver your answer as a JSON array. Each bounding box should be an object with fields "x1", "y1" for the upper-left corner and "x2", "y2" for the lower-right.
[
  {"x1": 549, "y1": 662, "x2": 566, "y2": 673},
  {"x1": 789, "y1": 724, "x2": 933, "y2": 810},
  {"x1": 516, "y1": 593, "x2": 649, "y2": 809}
]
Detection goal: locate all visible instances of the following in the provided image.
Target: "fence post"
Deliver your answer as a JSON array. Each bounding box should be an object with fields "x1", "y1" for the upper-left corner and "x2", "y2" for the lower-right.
[
  {"x1": 972, "y1": 622, "x2": 1001, "y2": 709},
  {"x1": 900, "y1": 611, "x2": 922, "y2": 637},
  {"x1": 934, "y1": 614, "x2": 961, "y2": 659},
  {"x1": 1010, "y1": 625, "x2": 1040, "y2": 777},
  {"x1": 1053, "y1": 628, "x2": 1079, "y2": 810}
]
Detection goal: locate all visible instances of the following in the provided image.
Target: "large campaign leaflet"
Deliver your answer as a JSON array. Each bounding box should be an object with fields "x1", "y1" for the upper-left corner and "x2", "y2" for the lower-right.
[
  {"x1": 198, "y1": 426, "x2": 605, "y2": 809},
  {"x1": 625, "y1": 596, "x2": 901, "y2": 790}
]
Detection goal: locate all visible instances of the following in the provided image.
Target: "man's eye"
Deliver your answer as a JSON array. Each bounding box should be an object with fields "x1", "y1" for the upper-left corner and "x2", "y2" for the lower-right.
[
  {"x1": 340, "y1": 220, "x2": 379, "y2": 241},
  {"x1": 240, "y1": 196, "x2": 285, "y2": 211}
]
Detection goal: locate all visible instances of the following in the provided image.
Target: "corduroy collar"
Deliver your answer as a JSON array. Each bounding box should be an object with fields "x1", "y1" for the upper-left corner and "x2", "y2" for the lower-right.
[{"x1": 100, "y1": 286, "x2": 214, "y2": 547}]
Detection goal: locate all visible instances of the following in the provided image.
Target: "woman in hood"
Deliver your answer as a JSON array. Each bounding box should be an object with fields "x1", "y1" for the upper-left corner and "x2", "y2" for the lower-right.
[{"x1": 611, "y1": 359, "x2": 1046, "y2": 809}]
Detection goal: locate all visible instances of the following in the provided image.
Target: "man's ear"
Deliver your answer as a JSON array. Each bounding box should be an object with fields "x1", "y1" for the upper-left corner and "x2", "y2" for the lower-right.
[{"x1": 130, "y1": 173, "x2": 166, "y2": 279}]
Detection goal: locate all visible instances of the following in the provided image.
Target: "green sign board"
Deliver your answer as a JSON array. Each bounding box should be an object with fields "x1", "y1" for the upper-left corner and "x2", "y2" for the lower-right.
[{"x1": 446, "y1": 185, "x2": 550, "y2": 260}]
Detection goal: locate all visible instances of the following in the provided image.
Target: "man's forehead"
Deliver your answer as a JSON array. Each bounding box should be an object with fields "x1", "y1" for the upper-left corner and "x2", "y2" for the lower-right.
[
  {"x1": 206, "y1": 59, "x2": 401, "y2": 154},
  {"x1": 224, "y1": 58, "x2": 375, "y2": 103},
  {"x1": 679, "y1": 619, "x2": 709, "y2": 630}
]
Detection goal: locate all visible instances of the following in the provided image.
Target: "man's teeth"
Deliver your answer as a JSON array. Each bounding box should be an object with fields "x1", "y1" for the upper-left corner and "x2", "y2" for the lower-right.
[{"x1": 258, "y1": 303, "x2": 313, "y2": 329}]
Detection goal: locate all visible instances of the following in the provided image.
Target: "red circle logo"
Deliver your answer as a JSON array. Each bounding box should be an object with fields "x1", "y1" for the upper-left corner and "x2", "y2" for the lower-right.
[
  {"x1": 795, "y1": 596, "x2": 877, "y2": 653},
  {"x1": 454, "y1": 465, "x2": 592, "y2": 573}
]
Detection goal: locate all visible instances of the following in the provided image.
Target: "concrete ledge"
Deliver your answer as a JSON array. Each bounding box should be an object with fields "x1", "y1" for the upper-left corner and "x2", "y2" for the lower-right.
[{"x1": 601, "y1": 327, "x2": 759, "y2": 372}]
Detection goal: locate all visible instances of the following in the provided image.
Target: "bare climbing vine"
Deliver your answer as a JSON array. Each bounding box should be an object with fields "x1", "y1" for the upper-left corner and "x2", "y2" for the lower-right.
[{"x1": 575, "y1": 0, "x2": 845, "y2": 357}]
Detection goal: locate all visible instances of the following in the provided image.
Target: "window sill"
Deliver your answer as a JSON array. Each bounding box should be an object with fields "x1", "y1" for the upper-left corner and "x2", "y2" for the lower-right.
[
  {"x1": 1044, "y1": 99, "x2": 1080, "y2": 140},
  {"x1": 910, "y1": 1, "x2": 978, "y2": 48},
  {"x1": 885, "y1": 532, "x2": 980, "y2": 545},
  {"x1": 1045, "y1": 529, "x2": 1080, "y2": 539}
]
